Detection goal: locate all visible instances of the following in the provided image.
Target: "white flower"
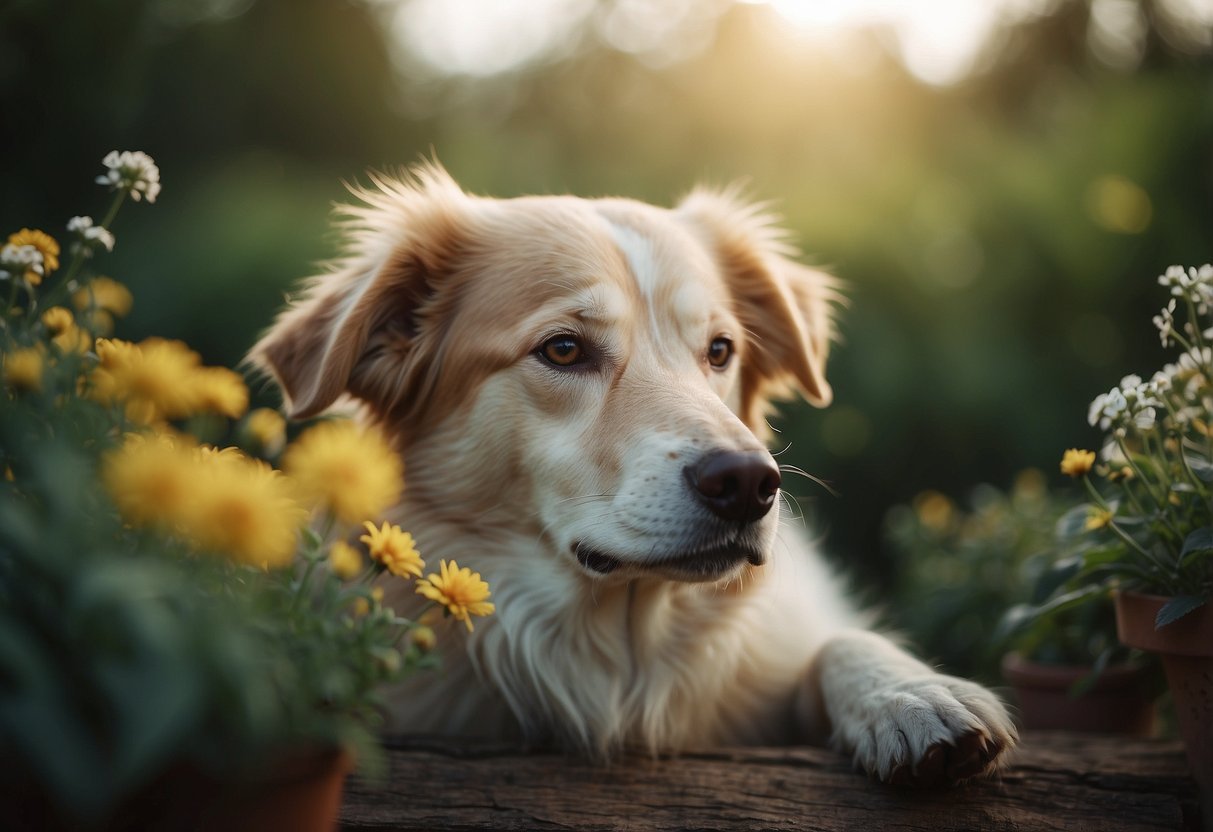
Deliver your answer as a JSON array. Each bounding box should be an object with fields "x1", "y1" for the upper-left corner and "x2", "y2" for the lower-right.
[
  {"x1": 1091, "y1": 377, "x2": 1161, "y2": 432},
  {"x1": 0, "y1": 244, "x2": 44, "y2": 282},
  {"x1": 66, "y1": 216, "x2": 115, "y2": 257},
  {"x1": 1179, "y1": 346, "x2": 1212, "y2": 374},
  {"x1": 1153, "y1": 299, "x2": 1177, "y2": 347},
  {"x1": 1089, "y1": 387, "x2": 1127, "y2": 430},
  {"x1": 1133, "y1": 406, "x2": 1157, "y2": 431},
  {"x1": 96, "y1": 150, "x2": 161, "y2": 203},
  {"x1": 1149, "y1": 370, "x2": 1172, "y2": 394},
  {"x1": 1158, "y1": 264, "x2": 1213, "y2": 312}
]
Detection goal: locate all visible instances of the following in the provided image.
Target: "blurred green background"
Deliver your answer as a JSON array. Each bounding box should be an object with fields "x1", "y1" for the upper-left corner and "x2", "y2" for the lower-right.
[{"x1": 3, "y1": 0, "x2": 1211, "y2": 600}]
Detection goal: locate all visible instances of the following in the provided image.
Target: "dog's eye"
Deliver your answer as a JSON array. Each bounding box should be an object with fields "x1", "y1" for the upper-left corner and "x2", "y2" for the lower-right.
[
  {"x1": 540, "y1": 335, "x2": 585, "y2": 368},
  {"x1": 707, "y1": 336, "x2": 733, "y2": 369}
]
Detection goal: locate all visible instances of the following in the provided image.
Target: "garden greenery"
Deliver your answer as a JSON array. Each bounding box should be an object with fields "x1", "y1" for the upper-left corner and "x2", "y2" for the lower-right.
[
  {"x1": 1031, "y1": 266, "x2": 1213, "y2": 635},
  {"x1": 0, "y1": 152, "x2": 493, "y2": 827}
]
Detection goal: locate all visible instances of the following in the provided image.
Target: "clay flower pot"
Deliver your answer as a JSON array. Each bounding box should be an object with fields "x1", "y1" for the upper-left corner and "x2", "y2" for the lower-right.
[
  {"x1": 1115, "y1": 591, "x2": 1213, "y2": 825},
  {"x1": 1001, "y1": 652, "x2": 1156, "y2": 735},
  {"x1": 117, "y1": 747, "x2": 353, "y2": 832}
]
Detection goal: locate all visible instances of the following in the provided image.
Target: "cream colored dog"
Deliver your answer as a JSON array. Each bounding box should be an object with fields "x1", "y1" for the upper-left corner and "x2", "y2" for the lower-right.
[{"x1": 251, "y1": 164, "x2": 1017, "y2": 785}]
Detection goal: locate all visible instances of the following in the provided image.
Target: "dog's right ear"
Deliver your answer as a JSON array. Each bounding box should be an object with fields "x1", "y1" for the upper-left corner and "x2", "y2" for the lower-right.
[{"x1": 248, "y1": 165, "x2": 466, "y2": 420}]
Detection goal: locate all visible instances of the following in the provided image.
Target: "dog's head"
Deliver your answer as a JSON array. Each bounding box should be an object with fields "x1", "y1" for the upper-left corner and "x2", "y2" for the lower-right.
[{"x1": 251, "y1": 164, "x2": 838, "y2": 583}]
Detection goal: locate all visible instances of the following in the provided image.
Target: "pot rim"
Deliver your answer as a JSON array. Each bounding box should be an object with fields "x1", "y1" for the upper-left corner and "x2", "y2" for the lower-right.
[{"x1": 1000, "y1": 651, "x2": 1151, "y2": 691}]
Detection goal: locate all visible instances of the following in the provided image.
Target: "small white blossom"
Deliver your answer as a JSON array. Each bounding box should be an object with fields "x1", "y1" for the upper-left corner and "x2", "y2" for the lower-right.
[
  {"x1": 1158, "y1": 264, "x2": 1213, "y2": 312},
  {"x1": 1153, "y1": 299, "x2": 1177, "y2": 347},
  {"x1": 96, "y1": 150, "x2": 161, "y2": 203},
  {"x1": 0, "y1": 244, "x2": 44, "y2": 282},
  {"x1": 66, "y1": 216, "x2": 115, "y2": 257},
  {"x1": 1149, "y1": 370, "x2": 1172, "y2": 394},
  {"x1": 1090, "y1": 377, "x2": 1162, "y2": 432},
  {"x1": 1089, "y1": 387, "x2": 1127, "y2": 430}
]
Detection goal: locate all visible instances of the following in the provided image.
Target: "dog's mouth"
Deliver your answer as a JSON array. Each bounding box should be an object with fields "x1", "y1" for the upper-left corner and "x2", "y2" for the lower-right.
[{"x1": 573, "y1": 540, "x2": 764, "y2": 581}]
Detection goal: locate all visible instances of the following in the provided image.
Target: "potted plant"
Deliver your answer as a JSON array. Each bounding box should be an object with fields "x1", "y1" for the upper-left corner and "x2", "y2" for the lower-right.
[
  {"x1": 997, "y1": 567, "x2": 1157, "y2": 736},
  {"x1": 0, "y1": 152, "x2": 495, "y2": 831},
  {"x1": 886, "y1": 475, "x2": 1156, "y2": 733},
  {"x1": 1041, "y1": 264, "x2": 1213, "y2": 818}
]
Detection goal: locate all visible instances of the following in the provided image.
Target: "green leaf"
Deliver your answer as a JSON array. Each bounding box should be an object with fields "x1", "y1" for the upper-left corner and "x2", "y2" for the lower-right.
[
  {"x1": 1180, "y1": 527, "x2": 1213, "y2": 557},
  {"x1": 1056, "y1": 504, "x2": 1096, "y2": 542},
  {"x1": 1185, "y1": 455, "x2": 1213, "y2": 482},
  {"x1": 1156, "y1": 595, "x2": 1208, "y2": 629}
]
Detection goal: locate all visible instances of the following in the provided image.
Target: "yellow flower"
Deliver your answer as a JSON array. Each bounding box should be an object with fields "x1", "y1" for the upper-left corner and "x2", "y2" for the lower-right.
[
  {"x1": 409, "y1": 625, "x2": 437, "y2": 653},
  {"x1": 40, "y1": 306, "x2": 74, "y2": 334},
  {"x1": 8, "y1": 229, "x2": 60, "y2": 280},
  {"x1": 360, "y1": 521, "x2": 424, "y2": 579},
  {"x1": 912, "y1": 490, "x2": 954, "y2": 532},
  {"x1": 246, "y1": 408, "x2": 286, "y2": 456},
  {"x1": 329, "y1": 540, "x2": 363, "y2": 580},
  {"x1": 1085, "y1": 507, "x2": 1114, "y2": 531},
  {"x1": 103, "y1": 433, "x2": 305, "y2": 567},
  {"x1": 92, "y1": 337, "x2": 202, "y2": 422},
  {"x1": 73, "y1": 277, "x2": 133, "y2": 317},
  {"x1": 1060, "y1": 449, "x2": 1097, "y2": 478},
  {"x1": 182, "y1": 449, "x2": 305, "y2": 568},
  {"x1": 3, "y1": 347, "x2": 44, "y2": 392},
  {"x1": 102, "y1": 432, "x2": 198, "y2": 528},
  {"x1": 191, "y1": 367, "x2": 249, "y2": 419},
  {"x1": 283, "y1": 421, "x2": 403, "y2": 525},
  {"x1": 415, "y1": 559, "x2": 494, "y2": 632},
  {"x1": 353, "y1": 586, "x2": 384, "y2": 617}
]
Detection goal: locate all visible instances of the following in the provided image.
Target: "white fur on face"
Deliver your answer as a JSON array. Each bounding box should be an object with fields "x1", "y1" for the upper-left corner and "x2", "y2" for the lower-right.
[{"x1": 449, "y1": 206, "x2": 780, "y2": 583}]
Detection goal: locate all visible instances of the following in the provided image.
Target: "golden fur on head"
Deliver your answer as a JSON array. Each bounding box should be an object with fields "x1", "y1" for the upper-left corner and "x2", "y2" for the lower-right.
[{"x1": 249, "y1": 164, "x2": 1016, "y2": 782}]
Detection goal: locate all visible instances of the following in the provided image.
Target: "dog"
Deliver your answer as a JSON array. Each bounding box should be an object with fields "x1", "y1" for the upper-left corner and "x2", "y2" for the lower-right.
[{"x1": 250, "y1": 163, "x2": 1017, "y2": 785}]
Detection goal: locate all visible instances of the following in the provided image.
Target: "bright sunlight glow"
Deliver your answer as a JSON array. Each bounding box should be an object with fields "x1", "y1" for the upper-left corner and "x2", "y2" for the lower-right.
[
  {"x1": 743, "y1": 0, "x2": 1057, "y2": 85},
  {"x1": 381, "y1": 0, "x2": 1210, "y2": 84}
]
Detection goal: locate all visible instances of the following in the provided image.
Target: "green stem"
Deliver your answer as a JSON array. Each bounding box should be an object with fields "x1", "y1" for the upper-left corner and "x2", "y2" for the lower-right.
[
  {"x1": 99, "y1": 189, "x2": 127, "y2": 230},
  {"x1": 1116, "y1": 434, "x2": 1168, "y2": 509}
]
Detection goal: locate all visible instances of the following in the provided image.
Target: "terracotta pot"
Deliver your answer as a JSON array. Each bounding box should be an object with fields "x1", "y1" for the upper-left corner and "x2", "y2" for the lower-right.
[
  {"x1": 1000, "y1": 652, "x2": 1157, "y2": 735},
  {"x1": 1115, "y1": 591, "x2": 1213, "y2": 829},
  {"x1": 117, "y1": 746, "x2": 353, "y2": 832}
]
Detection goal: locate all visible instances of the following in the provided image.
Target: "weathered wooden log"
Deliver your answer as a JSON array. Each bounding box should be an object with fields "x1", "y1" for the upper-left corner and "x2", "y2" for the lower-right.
[{"x1": 340, "y1": 732, "x2": 1201, "y2": 831}]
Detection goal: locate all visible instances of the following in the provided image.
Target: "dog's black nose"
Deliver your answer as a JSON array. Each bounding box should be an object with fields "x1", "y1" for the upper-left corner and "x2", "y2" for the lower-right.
[{"x1": 685, "y1": 451, "x2": 781, "y2": 523}]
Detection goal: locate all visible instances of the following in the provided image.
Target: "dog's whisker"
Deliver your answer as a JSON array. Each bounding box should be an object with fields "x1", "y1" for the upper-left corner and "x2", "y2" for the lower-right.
[
  {"x1": 770, "y1": 441, "x2": 794, "y2": 458},
  {"x1": 778, "y1": 465, "x2": 839, "y2": 498}
]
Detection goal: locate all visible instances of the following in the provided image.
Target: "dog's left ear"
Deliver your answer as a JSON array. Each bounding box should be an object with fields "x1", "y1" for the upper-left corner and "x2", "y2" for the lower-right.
[{"x1": 677, "y1": 189, "x2": 841, "y2": 432}]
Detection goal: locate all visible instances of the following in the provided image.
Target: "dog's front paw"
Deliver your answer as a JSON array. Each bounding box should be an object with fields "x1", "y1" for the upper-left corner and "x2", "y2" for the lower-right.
[{"x1": 834, "y1": 675, "x2": 1018, "y2": 787}]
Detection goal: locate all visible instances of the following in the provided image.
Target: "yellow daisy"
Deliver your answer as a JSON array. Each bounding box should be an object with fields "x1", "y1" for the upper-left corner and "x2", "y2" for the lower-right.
[
  {"x1": 1085, "y1": 507, "x2": 1114, "y2": 531},
  {"x1": 92, "y1": 337, "x2": 203, "y2": 423},
  {"x1": 102, "y1": 432, "x2": 198, "y2": 529},
  {"x1": 3, "y1": 347, "x2": 44, "y2": 392},
  {"x1": 283, "y1": 420, "x2": 403, "y2": 525},
  {"x1": 360, "y1": 521, "x2": 424, "y2": 579},
  {"x1": 73, "y1": 276, "x2": 133, "y2": 317},
  {"x1": 182, "y1": 450, "x2": 305, "y2": 568},
  {"x1": 1059, "y1": 449, "x2": 1097, "y2": 478},
  {"x1": 246, "y1": 408, "x2": 286, "y2": 456},
  {"x1": 415, "y1": 559, "x2": 495, "y2": 632},
  {"x1": 329, "y1": 540, "x2": 363, "y2": 580},
  {"x1": 190, "y1": 366, "x2": 249, "y2": 419}
]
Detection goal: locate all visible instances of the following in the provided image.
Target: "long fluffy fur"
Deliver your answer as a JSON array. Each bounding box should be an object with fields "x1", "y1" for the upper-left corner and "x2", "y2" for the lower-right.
[{"x1": 250, "y1": 164, "x2": 1017, "y2": 782}]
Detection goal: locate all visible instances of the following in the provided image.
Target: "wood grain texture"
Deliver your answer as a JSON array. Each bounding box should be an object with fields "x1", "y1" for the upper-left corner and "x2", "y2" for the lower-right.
[{"x1": 340, "y1": 732, "x2": 1202, "y2": 831}]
